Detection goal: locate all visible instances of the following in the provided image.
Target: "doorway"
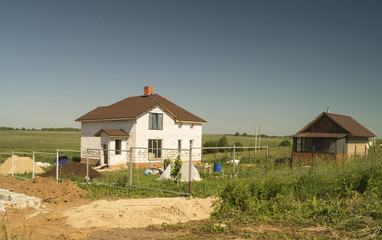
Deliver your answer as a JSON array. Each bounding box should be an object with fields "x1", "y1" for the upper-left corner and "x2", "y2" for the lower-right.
[{"x1": 103, "y1": 144, "x2": 109, "y2": 165}]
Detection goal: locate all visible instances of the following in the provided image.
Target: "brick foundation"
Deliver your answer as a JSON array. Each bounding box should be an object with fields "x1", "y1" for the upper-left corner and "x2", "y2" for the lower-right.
[
  {"x1": 80, "y1": 158, "x2": 100, "y2": 165},
  {"x1": 132, "y1": 160, "x2": 201, "y2": 168}
]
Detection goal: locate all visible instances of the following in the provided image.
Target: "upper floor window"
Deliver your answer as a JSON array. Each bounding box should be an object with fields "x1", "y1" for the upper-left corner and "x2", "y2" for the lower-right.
[{"x1": 149, "y1": 113, "x2": 163, "y2": 130}]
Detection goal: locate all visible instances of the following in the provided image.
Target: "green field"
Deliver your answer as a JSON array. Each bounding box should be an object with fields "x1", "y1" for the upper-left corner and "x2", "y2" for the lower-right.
[
  {"x1": 0, "y1": 130, "x2": 287, "y2": 152},
  {"x1": 0, "y1": 130, "x2": 80, "y2": 152}
]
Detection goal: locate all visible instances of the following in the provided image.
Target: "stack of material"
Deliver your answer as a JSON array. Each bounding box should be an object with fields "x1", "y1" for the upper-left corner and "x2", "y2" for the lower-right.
[
  {"x1": 0, "y1": 155, "x2": 44, "y2": 175},
  {"x1": 0, "y1": 189, "x2": 41, "y2": 211}
]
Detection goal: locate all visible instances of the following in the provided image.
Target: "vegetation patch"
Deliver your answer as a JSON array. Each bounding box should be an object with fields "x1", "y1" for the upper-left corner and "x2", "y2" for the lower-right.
[{"x1": 214, "y1": 152, "x2": 382, "y2": 238}]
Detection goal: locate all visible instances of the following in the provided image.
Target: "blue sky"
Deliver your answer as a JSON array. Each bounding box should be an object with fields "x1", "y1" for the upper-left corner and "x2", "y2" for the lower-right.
[{"x1": 1, "y1": 0, "x2": 381, "y2": 136}]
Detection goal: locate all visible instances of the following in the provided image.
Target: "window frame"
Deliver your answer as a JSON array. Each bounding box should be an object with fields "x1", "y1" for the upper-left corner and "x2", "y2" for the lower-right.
[
  {"x1": 115, "y1": 139, "x2": 122, "y2": 155},
  {"x1": 178, "y1": 139, "x2": 182, "y2": 153},
  {"x1": 148, "y1": 139, "x2": 162, "y2": 159},
  {"x1": 149, "y1": 113, "x2": 163, "y2": 130}
]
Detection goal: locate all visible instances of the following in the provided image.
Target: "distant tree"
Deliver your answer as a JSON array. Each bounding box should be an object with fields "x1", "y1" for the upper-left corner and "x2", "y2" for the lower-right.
[
  {"x1": 242, "y1": 132, "x2": 248, "y2": 137},
  {"x1": 218, "y1": 136, "x2": 229, "y2": 152},
  {"x1": 203, "y1": 140, "x2": 218, "y2": 154},
  {"x1": 22, "y1": 127, "x2": 26, "y2": 130},
  {"x1": 234, "y1": 132, "x2": 240, "y2": 136},
  {"x1": 279, "y1": 140, "x2": 291, "y2": 147}
]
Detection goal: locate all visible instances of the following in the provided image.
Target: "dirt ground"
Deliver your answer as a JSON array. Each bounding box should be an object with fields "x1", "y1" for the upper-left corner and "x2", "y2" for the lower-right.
[
  {"x1": 0, "y1": 175, "x2": 338, "y2": 240},
  {"x1": 0, "y1": 175, "x2": 215, "y2": 240}
]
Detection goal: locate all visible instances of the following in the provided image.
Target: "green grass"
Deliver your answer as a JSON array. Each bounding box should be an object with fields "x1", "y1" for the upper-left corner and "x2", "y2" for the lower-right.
[
  {"x1": 213, "y1": 150, "x2": 382, "y2": 239},
  {"x1": 202, "y1": 134, "x2": 288, "y2": 149},
  {"x1": 0, "y1": 130, "x2": 80, "y2": 152}
]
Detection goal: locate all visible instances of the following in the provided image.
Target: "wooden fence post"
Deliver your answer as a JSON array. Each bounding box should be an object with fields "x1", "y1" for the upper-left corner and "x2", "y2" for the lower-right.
[
  {"x1": 312, "y1": 146, "x2": 315, "y2": 168},
  {"x1": 365, "y1": 145, "x2": 367, "y2": 157}
]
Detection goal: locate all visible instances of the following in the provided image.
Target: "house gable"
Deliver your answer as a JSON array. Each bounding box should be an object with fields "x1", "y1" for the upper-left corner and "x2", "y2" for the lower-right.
[
  {"x1": 296, "y1": 112, "x2": 375, "y2": 138},
  {"x1": 303, "y1": 114, "x2": 348, "y2": 134}
]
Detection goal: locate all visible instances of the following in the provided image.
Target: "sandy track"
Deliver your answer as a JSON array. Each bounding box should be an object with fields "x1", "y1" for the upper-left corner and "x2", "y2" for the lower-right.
[{"x1": 63, "y1": 197, "x2": 215, "y2": 229}]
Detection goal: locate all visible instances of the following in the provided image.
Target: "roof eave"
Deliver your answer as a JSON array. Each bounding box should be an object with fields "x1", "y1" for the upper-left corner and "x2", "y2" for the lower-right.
[{"x1": 76, "y1": 117, "x2": 136, "y2": 122}]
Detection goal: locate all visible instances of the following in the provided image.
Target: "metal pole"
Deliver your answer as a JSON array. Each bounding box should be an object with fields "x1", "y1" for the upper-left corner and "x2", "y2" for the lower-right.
[
  {"x1": 32, "y1": 152, "x2": 35, "y2": 179},
  {"x1": 354, "y1": 145, "x2": 357, "y2": 157},
  {"x1": 86, "y1": 149, "x2": 89, "y2": 183},
  {"x1": 11, "y1": 152, "x2": 14, "y2": 177},
  {"x1": 232, "y1": 145, "x2": 236, "y2": 178},
  {"x1": 189, "y1": 144, "x2": 192, "y2": 195},
  {"x1": 254, "y1": 124, "x2": 257, "y2": 153},
  {"x1": 56, "y1": 150, "x2": 59, "y2": 182},
  {"x1": 265, "y1": 146, "x2": 268, "y2": 170},
  {"x1": 129, "y1": 148, "x2": 133, "y2": 188},
  {"x1": 259, "y1": 124, "x2": 262, "y2": 151}
]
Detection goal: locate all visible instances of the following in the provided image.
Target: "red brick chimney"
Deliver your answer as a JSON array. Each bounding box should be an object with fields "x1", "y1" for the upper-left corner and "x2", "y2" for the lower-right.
[{"x1": 144, "y1": 86, "x2": 153, "y2": 96}]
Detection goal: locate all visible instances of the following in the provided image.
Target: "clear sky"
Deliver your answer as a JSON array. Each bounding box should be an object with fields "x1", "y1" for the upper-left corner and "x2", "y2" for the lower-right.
[{"x1": 1, "y1": 0, "x2": 381, "y2": 136}]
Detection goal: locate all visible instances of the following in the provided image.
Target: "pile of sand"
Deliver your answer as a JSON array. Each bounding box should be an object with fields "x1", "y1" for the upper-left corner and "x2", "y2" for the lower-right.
[
  {"x1": 0, "y1": 175, "x2": 87, "y2": 204},
  {"x1": 0, "y1": 155, "x2": 44, "y2": 175},
  {"x1": 63, "y1": 197, "x2": 215, "y2": 229}
]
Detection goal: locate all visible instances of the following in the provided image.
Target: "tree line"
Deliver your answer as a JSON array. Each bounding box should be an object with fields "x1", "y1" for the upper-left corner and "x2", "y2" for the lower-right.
[
  {"x1": 203, "y1": 136, "x2": 244, "y2": 154},
  {"x1": 0, "y1": 127, "x2": 80, "y2": 131}
]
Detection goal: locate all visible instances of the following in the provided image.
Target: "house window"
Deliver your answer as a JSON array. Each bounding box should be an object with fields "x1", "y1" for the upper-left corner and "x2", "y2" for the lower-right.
[
  {"x1": 148, "y1": 139, "x2": 162, "y2": 158},
  {"x1": 178, "y1": 140, "x2": 182, "y2": 153},
  {"x1": 115, "y1": 139, "x2": 121, "y2": 155},
  {"x1": 149, "y1": 113, "x2": 163, "y2": 130}
]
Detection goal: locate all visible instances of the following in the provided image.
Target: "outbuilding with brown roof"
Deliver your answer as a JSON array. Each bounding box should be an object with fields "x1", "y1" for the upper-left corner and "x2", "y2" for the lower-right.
[{"x1": 292, "y1": 112, "x2": 375, "y2": 161}]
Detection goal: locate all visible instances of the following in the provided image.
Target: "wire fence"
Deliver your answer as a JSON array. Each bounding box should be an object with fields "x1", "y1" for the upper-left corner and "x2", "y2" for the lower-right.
[{"x1": 0, "y1": 145, "x2": 324, "y2": 196}]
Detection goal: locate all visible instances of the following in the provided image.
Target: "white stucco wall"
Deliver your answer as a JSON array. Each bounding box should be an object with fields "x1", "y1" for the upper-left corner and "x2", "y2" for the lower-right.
[
  {"x1": 80, "y1": 105, "x2": 203, "y2": 166},
  {"x1": 133, "y1": 105, "x2": 202, "y2": 164},
  {"x1": 80, "y1": 120, "x2": 135, "y2": 166}
]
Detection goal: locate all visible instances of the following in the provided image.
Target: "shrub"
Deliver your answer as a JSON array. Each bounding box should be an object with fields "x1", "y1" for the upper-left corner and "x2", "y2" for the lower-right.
[
  {"x1": 279, "y1": 139, "x2": 291, "y2": 147},
  {"x1": 234, "y1": 142, "x2": 244, "y2": 152},
  {"x1": 203, "y1": 140, "x2": 218, "y2": 154}
]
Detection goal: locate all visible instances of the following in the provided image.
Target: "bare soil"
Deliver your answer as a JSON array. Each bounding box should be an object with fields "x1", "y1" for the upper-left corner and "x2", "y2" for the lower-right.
[
  {"x1": 0, "y1": 175, "x2": 215, "y2": 240},
  {"x1": 0, "y1": 175, "x2": 337, "y2": 240}
]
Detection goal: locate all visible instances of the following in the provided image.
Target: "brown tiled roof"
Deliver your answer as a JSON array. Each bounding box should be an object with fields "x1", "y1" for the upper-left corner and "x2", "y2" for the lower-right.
[
  {"x1": 95, "y1": 129, "x2": 129, "y2": 138},
  {"x1": 296, "y1": 112, "x2": 375, "y2": 138},
  {"x1": 291, "y1": 132, "x2": 347, "y2": 138},
  {"x1": 76, "y1": 94, "x2": 206, "y2": 123}
]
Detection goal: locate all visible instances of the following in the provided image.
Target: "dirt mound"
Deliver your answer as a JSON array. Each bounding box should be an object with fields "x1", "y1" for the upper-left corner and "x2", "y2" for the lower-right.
[
  {"x1": 0, "y1": 155, "x2": 44, "y2": 175},
  {"x1": 40, "y1": 162, "x2": 102, "y2": 179},
  {"x1": 0, "y1": 175, "x2": 87, "y2": 204}
]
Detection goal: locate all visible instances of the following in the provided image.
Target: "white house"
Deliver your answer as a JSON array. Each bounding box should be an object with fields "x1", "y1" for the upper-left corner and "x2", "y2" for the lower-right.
[{"x1": 75, "y1": 86, "x2": 207, "y2": 168}]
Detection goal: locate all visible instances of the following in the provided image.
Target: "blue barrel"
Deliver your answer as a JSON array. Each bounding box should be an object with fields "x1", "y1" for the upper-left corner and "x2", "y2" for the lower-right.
[{"x1": 214, "y1": 162, "x2": 223, "y2": 172}]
